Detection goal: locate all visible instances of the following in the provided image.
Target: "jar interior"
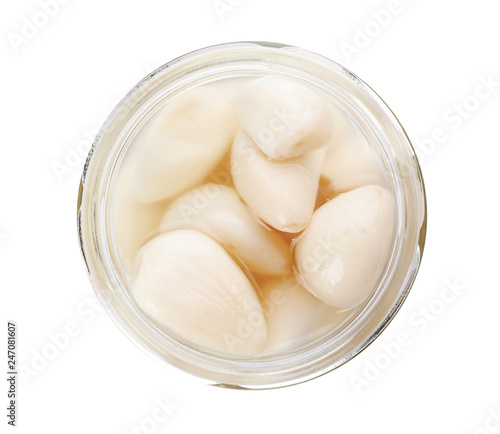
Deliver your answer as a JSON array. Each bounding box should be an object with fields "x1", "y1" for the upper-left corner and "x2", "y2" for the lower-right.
[{"x1": 108, "y1": 73, "x2": 399, "y2": 361}]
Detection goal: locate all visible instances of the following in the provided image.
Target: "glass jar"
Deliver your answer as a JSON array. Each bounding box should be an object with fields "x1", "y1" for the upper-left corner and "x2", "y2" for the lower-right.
[{"x1": 77, "y1": 41, "x2": 427, "y2": 389}]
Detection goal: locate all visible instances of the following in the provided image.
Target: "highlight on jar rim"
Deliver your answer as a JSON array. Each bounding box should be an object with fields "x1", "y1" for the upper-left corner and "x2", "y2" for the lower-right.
[{"x1": 77, "y1": 41, "x2": 426, "y2": 388}]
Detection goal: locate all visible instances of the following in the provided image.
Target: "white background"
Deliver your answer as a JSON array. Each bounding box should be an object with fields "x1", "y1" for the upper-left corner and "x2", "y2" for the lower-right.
[{"x1": 2, "y1": 0, "x2": 500, "y2": 433}]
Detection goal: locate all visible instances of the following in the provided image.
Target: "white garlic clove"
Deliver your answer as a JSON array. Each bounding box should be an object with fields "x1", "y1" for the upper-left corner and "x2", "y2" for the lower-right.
[
  {"x1": 319, "y1": 128, "x2": 387, "y2": 202},
  {"x1": 131, "y1": 86, "x2": 238, "y2": 203},
  {"x1": 232, "y1": 76, "x2": 333, "y2": 160},
  {"x1": 159, "y1": 184, "x2": 291, "y2": 276},
  {"x1": 231, "y1": 130, "x2": 325, "y2": 233},
  {"x1": 325, "y1": 99, "x2": 359, "y2": 148},
  {"x1": 294, "y1": 185, "x2": 396, "y2": 309},
  {"x1": 261, "y1": 278, "x2": 350, "y2": 355},
  {"x1": 111, "y1": 161, "x2": 167, "y2": 273},
  {"x1": 132, "y1": 229, "x2": 268, "y2": 356}
]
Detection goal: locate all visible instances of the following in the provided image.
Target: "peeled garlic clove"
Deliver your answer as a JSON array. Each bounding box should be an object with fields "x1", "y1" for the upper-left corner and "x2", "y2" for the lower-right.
[
  {"x1": 132, "y1": 229, "x2": 268, "y2": 356},
  {"x1": 294, "y1": 185, "x2": 395, "y2": 309},
  {"x1": 131, "y1": 86, "x2": 238, "y2": 203},
  {"x1": 231, "y1": 130, "x2": 324, "y2": 233},
  {"x1": 319, "y1": 130, "x2": 386, "y2": 201},
  {"x1": 232, "y1": 76, "x2": 333, "y2": 160},
  {"x1": 111, "y1": 161, "x2": 167, "y2": 273},
  {"x1": 160, "y1": 184, "x2": 290, "y2": 276},
  {"x1": 261, "y1": 278, "x2": 349, "y2": 354},
  {"x1": 325, "y1": 100, "x2": 359, "y2": 148}
]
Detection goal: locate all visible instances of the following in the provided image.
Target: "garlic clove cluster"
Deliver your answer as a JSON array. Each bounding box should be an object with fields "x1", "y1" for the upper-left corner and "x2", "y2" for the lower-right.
[{"x1": 119, "y1": 77, "x2": 397, "y2": 357}]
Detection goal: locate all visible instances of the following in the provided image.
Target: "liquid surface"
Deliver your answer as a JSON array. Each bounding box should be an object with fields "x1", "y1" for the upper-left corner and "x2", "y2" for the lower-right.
[{"x1": 111, "y1": 75, "x2": 395, "y2": 357}]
